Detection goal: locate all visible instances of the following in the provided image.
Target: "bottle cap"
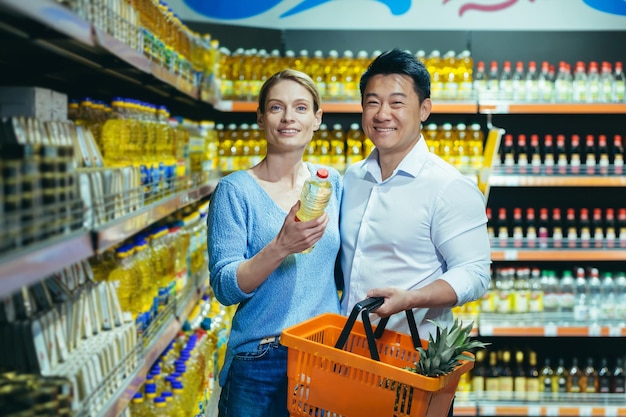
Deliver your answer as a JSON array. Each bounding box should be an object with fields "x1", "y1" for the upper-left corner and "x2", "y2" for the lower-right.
[{"x1": 316, "y1": 168, "x2": 329, "y2": 179}]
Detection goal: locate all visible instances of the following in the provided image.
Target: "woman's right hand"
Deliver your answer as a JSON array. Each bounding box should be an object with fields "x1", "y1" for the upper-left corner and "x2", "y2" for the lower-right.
[{"x1": 275, "y1": 201, "x2": 329, "y2": 254}]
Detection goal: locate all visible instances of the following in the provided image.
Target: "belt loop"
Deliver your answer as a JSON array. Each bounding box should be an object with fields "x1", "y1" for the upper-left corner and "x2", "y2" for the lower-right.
[{"x1": 259, "y1": 336, "x2": 280, "y2": 346}]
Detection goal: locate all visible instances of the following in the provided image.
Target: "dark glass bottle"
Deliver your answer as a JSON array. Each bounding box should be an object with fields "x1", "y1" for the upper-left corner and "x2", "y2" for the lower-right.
[
  {"x1": 513, "y1": 350, "x2": 527, "y2": 400},
  {"x1": 540, "y1": 358, "x2": 554, "y2": 393},
  {"x1": 499, "y1": 349, "x2": 514, "y2": 400},
  {"x1": 582, "y1": 357, "x2": 598, "y2": 393},
  {"x1": 553, "y1": 357, "x2": 568, "y2": 396},
  {"x1": 612, "y1": 357, "x2": 625, "y2": 394},
  {"x1": 526, "y1": 350, "x2": 540, "y2": 401},
  {"x1": 598, "y1": 357, "x2": 612, "y2": 394},
  {"x1": 567, "y1": 357, "x2": 582, "y2": 393}
]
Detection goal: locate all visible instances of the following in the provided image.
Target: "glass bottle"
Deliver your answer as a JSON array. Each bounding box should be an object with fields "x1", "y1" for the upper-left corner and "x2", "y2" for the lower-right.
[{"x1": 567, "y1": 357, "x2": 582, "y2": 393}]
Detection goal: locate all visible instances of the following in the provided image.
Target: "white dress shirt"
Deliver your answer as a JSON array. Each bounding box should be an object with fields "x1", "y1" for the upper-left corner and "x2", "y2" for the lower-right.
[{"x1": 340, "y1": 136, "x2": 491, "y2": 339}]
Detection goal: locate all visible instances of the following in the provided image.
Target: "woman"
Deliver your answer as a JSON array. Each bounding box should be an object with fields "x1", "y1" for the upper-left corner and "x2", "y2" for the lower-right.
[{"x1": 207, "y1": 69, "x2": 342, "y2": 417}]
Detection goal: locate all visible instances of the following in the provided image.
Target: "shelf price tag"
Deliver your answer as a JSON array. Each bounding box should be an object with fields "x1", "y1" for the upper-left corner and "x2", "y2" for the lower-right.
[
  {"x1": 588, "y1": 323, "x2": 601, "y2": 337},
  {"x1": 544, "y1": 323, "x2": 558, "y2": 337},
  {"x1": 480, "y1": 323, "x2": 494, "y2": 336},
  {"x1": 528, "y1": 405, "x2": 541, "y2": 416},
  {"x1": 504, "y1": 250, "x2": 518, "y2": 260},
  {"x1": 579, "y1": 406, "x2": 592, "y2": 416},
  {"x1": 495, "y1": 103, "x2": 510, "y2": 113},
  {"x1": 604, "y1": 406, "x2": 617, "y2": 416},
  {"x1": 546, "y1": 405, "x2": 559, "y2": 416},
  {"x1": 481, "y1": 405, "x2": 496, "y2": 415},
  {"x1": 608, "y1": 325, "x2": 622, "y2": 337}
]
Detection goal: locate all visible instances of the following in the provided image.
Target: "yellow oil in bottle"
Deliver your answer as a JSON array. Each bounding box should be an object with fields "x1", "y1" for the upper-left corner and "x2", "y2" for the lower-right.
[
  {"x1": 295, "y1": 168, "x2": 332, "y2": 224},
  {"x1": 345, "y1": 123, "x2": 364, "y2": 167},
  {"x1": 426, "y1": 50, "x2": 443, "y2": 100},
  {"x1": 134, "y1": 239, "x2": 157, "y2": 316},
  {"x1": 309, "y1": 49, "x2": 327, "y2": 100},
  {"x1": 316, "y1": 123, "x2": 330, "y2": 166},
  {"x1": 107, "y1": 244, "x2": 138, "y2": 318},
  {"x1": 325, "y1": 50, "x2": 342, "y2": 101},
  {"x1": 329, "y1": 123, "x2": 346, "y2": 173}
]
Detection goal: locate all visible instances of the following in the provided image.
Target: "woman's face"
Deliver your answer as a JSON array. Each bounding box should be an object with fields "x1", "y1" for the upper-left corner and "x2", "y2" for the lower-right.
[{"x1": 257, "y1": 79, "x2": 322, "y2": 154}]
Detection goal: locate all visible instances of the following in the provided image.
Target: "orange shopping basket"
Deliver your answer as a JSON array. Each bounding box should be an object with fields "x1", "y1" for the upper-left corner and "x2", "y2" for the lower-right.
[{"x1": 281, "y1": 297, "x2": 474, "y2": 417}]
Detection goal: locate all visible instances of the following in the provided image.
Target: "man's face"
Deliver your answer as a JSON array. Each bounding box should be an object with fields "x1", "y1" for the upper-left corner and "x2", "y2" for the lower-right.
[{"x1": 361, "y1": 73, "x2": 431, "y2": 159}]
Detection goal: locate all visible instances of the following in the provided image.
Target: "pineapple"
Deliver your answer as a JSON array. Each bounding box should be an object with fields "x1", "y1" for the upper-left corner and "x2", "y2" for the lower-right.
[{"x1": 405, "y1": 318, "x2": 489, "y2": 377}]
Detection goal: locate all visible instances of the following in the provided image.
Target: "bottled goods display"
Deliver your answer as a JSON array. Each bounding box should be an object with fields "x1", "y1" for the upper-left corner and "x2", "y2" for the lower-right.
[
  {"x1": 0, "y1": 115, "x2": 83, "y2": 252},
  {"x1": 468, "y1": 349, "x2": 626, "y2": 400},
  {"x1": 216, "y1": 120, "x2": 484, "y2": 176},
  {"x1": 128, "y1": 292, "x2": 235, "y2": 417},
  {"x1": 62, "y1": 0, "x2": 221, "y2": 99},
  {"x1": 216, "y1": 47, "x2": 475, "y2": 101},
  {"x1": 487, "y1": 205, "x2": 626, "y2": 250},
  {"x1": 473, "y1": 59, "x2": 625, "y2": 103},
  {"x1": 497, "y1": 132, "x2": 624, "y2": 176}
]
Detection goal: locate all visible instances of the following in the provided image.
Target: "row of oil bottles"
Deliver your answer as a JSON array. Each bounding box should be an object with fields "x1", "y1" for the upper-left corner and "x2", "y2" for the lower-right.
[
  {"x1": 89, "y1": 201, "x2": 209, "y2": 332},
  {"x1": 217, "y1": 121, "x2": 485, "y2": 175},
  {"x1": 124, "y1": 290, "x2": 235, "y2": 417},
  {"x1": 217, "y1": 48, "x2": 475, "y2": 102},
  {"x1": 63, "y1": 0, "x2": 221, "y2": 91},
  {"x1": 69, "y1": 97, "x2": 217, "y2": 198}
]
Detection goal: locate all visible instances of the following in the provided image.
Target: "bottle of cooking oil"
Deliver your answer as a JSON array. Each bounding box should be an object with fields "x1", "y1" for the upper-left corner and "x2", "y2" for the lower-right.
[
  {"x1": 325, "y1": 50, "x2": 342, "y2": 101},
  {"x1": 316, "y1": 123, "x2": 330, "y2": 166},
  {"x1": 134, "y1": 238, "x2": 157, "y2": 318},
  {"x1": 101, "y1": 97, "x2": 130, "y2": 167},
  {"x1": 295, "y1": 166, "x2": 333, "y2": 248},
  {"x1": 423, "y1": 122, "x2": 440, "y2": 155},
  {"x1": 329, "y1": 123, "x2": 346, "y2": 173},
  {"x1": 437, "y1": 123, "x2": 455, "y2": 165},
  {"x1": 457, "y1": 50, "x2": 474, "y2": 100},
  {"x1": 426, "y1": 50, "x2": 443, "y2": 99},
  {"x1": 107, "y1": 244, "x2": 138, "y2": 319},
  {"x1": 442, "y1": 50, "x2": 458, "y2": 100},
  {"x1": 345, "y1": 123, "x2": 364, "y2": 167},
  {"x1": 249, "y1": 123, "x2": 263, "y2": 168},
  {"x1": 340, "y1": 50, "x2": 357, "y2": 101},
  {"x1": 309, "y1": 49, "x2": 327, "y2": 100}
]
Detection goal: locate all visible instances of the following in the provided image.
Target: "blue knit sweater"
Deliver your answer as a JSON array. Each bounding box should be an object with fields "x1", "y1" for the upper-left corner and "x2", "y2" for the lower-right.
[{"x1": 207, "y1": 163, "x2": 342, "y2": 386}]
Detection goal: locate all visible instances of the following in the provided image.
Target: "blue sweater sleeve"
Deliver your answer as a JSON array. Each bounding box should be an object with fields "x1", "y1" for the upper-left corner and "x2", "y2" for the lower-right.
[{"x1": 208, "y1": 176, "x2": 255, "y2": 306}]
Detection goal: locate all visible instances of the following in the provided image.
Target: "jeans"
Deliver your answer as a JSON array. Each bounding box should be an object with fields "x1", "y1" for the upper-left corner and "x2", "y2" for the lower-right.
[{"x1": 218, "y1": 339, "x2": 289, "y2": 417}]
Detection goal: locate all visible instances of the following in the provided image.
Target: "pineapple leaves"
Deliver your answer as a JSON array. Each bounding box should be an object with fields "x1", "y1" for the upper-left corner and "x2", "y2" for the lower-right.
[{"x1": 404, "y1": 317, "x2": 490, "y2": 377}]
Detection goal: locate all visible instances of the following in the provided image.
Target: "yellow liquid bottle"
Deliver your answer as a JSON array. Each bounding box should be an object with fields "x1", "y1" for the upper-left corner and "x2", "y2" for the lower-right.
[
  {"x1": 107, "y1": 244, "x2": 138, "y2": 318},
  {"x1": 134, "y1": 239, "x2": 157, "y2": 316},
  {"x1": 325, "y1": 50, "x2": 341, "y2": 101},
  {"x1": 295, "y1": 168, "x2": 332, "y2": 224},
  {"x1": 329, "y1": 123, "x2": 346, "y2": 173},
  {"x1": 345, "y1": 123, "x2": 364, "y2": 167},
  {"x1": 316, "y1": 123, "x2": 330, "y2": 166}
]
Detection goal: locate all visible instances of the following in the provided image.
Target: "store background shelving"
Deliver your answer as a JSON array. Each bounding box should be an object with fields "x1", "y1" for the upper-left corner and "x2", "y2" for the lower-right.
[{"x1": 2, "y1": 0, "x2": 626, "y2": 416}]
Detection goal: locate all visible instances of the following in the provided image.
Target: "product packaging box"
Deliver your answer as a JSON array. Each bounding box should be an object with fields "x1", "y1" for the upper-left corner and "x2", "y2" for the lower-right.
[{"x1": 0, "y1": 86, "x2": 67, "y2": 121}]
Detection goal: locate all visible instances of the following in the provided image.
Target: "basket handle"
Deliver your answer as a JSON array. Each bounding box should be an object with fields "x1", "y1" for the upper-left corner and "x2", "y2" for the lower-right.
[{"x1": 335, "y1": 297, "x2": 422, "y2": 361}]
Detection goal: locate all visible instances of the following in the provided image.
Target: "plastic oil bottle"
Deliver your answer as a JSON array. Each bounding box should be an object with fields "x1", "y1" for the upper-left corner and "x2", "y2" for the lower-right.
[
  {"x1": 315, "y1": 124, "x2": 330, "y2": 166},
  {"x1": 329, "y1": 123, "x2": 346, "y2": 173},
  {"x1": 295, "y1": 168, "x2": 332, "y2": 253},
  {"x1": 107, "y1": 244, "x2": 138, "y2": 319},
  {"x1": 345, "y1": 123, "x2": 364, "y2": 167}
]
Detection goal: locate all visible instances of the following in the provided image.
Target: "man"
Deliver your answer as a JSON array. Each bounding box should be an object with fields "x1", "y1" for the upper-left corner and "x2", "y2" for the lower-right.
[{"x1": 340, "y1": 47, "x2": 491, "y2": 354}]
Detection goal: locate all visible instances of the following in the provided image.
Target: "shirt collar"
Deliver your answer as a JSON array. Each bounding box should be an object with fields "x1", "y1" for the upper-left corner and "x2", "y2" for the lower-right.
[{"x1": 364, "y1": 135, "x2": 428, "y2": 182}]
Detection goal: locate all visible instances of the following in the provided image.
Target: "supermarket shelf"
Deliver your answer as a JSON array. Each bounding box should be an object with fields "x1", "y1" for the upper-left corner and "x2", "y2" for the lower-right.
[
  {"x1": 213, "y1": 100, "x2": 479, "y2": 114},
  {"x1": 488, "y1": 174, "x2": 626, "y2": 187},
  {"x1": 490, "y1": 248, "x2": 626, "y2": 261},
  {"x1": 0, "y1": 230, "x2": 93, "y2": 295},
  {"x1": 93, "y1": 180, "x2": 215, "y2": 253},
  {"x1": 477, "y1": 404, "x2": 626, "y2": 416},
  {"x1": 0, "y1": 0, "x2": 94, "y2": 47},
  {"x1": 97, "y1": 277, "x2": 207, "y2": 417},
  {"x1": 456, "y1": 393, "x2": 626, "y2": 416},
  {"x1": 479, "y1": 101, "x2": 626, "y2": 114}
]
